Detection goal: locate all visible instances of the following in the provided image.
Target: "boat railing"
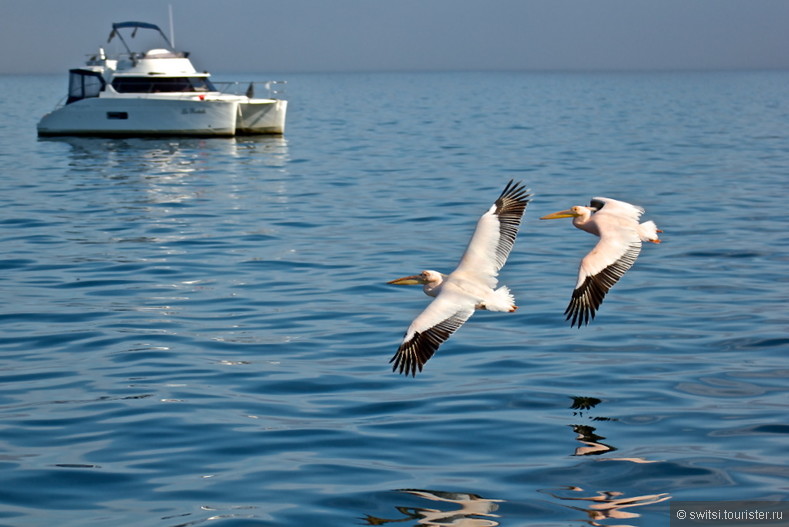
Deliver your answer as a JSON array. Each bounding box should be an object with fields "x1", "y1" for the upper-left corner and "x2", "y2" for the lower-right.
[
  {"x1": 44, "y1": 80, "x2": 288, "y2": 112},
  {"x1": 49, "y1": 96, "x2": 69, "y2": 111},
  {"x1": 213, "y1": 81, "x2": 287, "y2": 99}
]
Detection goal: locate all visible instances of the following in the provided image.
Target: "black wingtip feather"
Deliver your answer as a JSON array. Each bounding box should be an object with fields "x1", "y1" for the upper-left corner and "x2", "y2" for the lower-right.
[
  {"x1": 390, "y1": 329, "x2": 442, "y2": 377},
  {"x1": 497, "y1": 179, "x2": 533, "y2": 209},
  {"x1": 390, "y1": 312, "x2": 471, "y2": 376},
  {"x1": 564, "y1": 242, "x2": 641, "y2": 328},
  {"x1": 489, "y1": 180, "x2": 532, "y2": 269}
]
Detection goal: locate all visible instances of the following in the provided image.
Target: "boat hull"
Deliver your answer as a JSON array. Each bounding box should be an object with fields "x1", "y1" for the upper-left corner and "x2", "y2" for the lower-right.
[
  {"x1": 37, "y1": 98, "x2": 240, "y2": 137},
  {"x1": 237, "y1": 99, "x2": 287, "y2": 135}
]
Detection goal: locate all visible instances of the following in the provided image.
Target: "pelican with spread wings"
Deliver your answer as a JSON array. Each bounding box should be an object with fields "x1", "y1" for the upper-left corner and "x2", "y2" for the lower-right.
[
  {"x1": 540, "y1": 197, "x2": 661, "y2": 327},
  {"x1": 388, "y1": 180, "x2": 531, "y2": 376}
]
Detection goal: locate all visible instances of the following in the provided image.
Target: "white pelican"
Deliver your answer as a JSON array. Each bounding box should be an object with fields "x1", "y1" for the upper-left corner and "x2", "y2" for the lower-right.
[
  {"x1": 540, "y1": 197, "x2": 661, "y2": 327},
  {"x1": 388, "y1": 180, "x2": 531, "y2": 376}
]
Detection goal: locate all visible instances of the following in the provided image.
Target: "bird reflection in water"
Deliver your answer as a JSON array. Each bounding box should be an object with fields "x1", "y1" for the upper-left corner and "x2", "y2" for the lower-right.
[
  {"x1": 364, "y1": 489, "x2": 504, "y2": 527},
  {"x1": 547, "y1": 397, "x2": 670, "y2": 526},
  {"x1": 568, "y1": 396, "x2": 661, "y2": 463},
  {"x1": 542, "y1": 487, "x2": 670, "y2": 527},
  {"x1": 569, "y1": 396, "x2": 618, "y2": 456},
  {"x1": 572, "y1": 424, "x2": 617, "y2": 456}
]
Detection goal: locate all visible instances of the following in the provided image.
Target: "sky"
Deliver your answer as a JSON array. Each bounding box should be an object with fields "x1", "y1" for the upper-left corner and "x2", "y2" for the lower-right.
[{"x1": 2, "y1": 0, "x2": 789, "y2": 74}]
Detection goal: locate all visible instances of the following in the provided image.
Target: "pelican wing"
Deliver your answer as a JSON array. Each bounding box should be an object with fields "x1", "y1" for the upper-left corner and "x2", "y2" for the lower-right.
[
  {"x1": 566, "y1": 234, "x2": 642, "y2": 328},
  {"x1": 590, "y1": 197, "x2": 645, "y2": 221},
  {"x1": 455, "y1": 180, "x2": 531, "y2": 286},
  {"x1": 390, "y1": 290, "x2": 476, "y2": 376}
]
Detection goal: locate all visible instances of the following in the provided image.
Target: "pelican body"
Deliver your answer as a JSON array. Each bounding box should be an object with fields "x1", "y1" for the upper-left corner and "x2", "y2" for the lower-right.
[
  {"x1": 388, "y1": 180, "x2": 532, "y2": 376},
  {"x1": 540, "y1": 197, "x2": 660, "y2": 327}
]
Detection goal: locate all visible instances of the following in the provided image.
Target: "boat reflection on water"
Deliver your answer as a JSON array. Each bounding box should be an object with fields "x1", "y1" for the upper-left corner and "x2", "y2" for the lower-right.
[
  {"x1": 36, "y1": 135, "x2": 290, "y2": 250},
  {"x1": 364, "y1": 489, "x2": 504, "y2": 527},
  {"x1": 39, "y1": 135, "x2": 290, "y2": 170},
  {"x1": 38, "y1": 135, "x2": 290, "y2": 203}
]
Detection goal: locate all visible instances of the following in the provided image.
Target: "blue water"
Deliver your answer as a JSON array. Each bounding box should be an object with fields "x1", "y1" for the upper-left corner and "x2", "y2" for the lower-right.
[{"x1": 0, "y1": 71, "x2": 787, "y2": 526}]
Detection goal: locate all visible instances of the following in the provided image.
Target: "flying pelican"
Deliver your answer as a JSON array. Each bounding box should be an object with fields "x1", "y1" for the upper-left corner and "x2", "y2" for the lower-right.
[
  {"x1": 388, "y1": 180, "x2": 532, "y2": 376},
  {"x1": 540, "y1": 197, "x2": 661, "y2": 327}
]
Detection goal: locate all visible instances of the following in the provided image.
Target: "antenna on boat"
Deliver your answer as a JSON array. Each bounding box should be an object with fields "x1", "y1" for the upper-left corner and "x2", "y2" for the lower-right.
[{"x1": 168, "y1": 4, "x2": 175, "y2": 48}]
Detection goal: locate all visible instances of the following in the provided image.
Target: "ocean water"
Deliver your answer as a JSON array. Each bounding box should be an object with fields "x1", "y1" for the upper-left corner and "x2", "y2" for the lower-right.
[{"x1": 0, "y1": 70, "x2": 787, "y2": 526}]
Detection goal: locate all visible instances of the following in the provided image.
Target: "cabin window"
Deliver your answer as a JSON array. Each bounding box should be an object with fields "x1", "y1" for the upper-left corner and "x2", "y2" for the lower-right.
[
  {"x1": 106, "y1": 112, "x2": 128, "y2": 120},
  {"x1": 111, "y1": 77, "x2": 216, "y2": 94},
  {"x1": 67, "y1": 69, "x2": 106, "y2": 104}
]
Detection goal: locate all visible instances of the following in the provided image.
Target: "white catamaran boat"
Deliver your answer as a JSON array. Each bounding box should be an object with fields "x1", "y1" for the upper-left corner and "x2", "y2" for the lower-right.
[{"x1": 37, "y1": 21, "x2": 287, "y2": 137}]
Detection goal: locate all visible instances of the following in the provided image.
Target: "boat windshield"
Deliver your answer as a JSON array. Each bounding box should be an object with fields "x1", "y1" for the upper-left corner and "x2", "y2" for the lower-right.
[
  {"x1": 111, "y1": 76, "x2": 216, "y2": 94},
  {"x1": 67, "y1": 69, "x2": 106, "y2": 104}
]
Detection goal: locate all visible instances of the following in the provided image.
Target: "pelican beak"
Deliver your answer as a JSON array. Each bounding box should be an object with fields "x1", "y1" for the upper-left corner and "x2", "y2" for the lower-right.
[
  {"x1": 388, "y1": 274, "x2": 425, "y2": 285},
  {"x1": 540, "y1": 209, "x2": 579, "y2": 220}
]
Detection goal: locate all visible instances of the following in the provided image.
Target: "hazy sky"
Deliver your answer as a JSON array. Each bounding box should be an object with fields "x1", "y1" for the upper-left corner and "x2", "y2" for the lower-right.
[{"x1": 2, "y1": 0, "x2": 789, "y2": 74}]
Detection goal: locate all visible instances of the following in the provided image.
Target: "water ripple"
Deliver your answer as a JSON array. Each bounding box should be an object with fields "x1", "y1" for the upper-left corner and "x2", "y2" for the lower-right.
[{"x1": 0, "y1": 71, "x2": 788, "y2": 525}]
